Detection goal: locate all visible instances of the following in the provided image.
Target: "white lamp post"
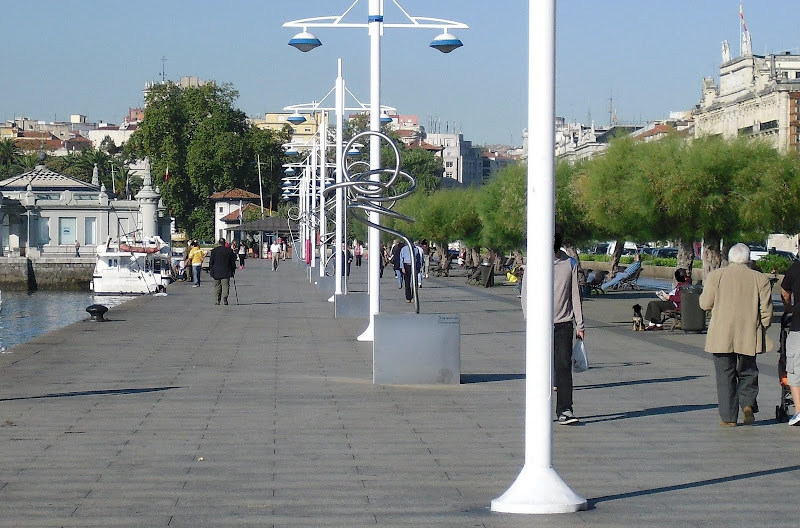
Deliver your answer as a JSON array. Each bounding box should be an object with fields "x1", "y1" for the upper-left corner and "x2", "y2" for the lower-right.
[
  {"x1": 490, "y1": 0, "x2": 586, "y2": 514},
  {"x1": 284, "y1": 60, "x2": 396, "y2": 294},
  {"x1": 284, "y1": 0, "x2": 467, "y2": 342}
]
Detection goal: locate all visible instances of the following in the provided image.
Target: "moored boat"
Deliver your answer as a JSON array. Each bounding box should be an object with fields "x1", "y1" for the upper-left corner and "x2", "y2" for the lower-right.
[{"x1": 91, "y1": 236, "x2": 173, "y2": 295}]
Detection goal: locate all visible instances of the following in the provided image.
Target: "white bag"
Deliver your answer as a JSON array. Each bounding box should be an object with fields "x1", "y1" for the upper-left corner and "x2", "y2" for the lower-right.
[{"x1": 571, "y1": 339, "x2": 589, "y2": 373}]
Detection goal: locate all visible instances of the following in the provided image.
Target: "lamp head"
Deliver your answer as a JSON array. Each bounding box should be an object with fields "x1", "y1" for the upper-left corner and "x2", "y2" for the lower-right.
[
  {"x1": 430, "y1": 31, "x2": 463, "y2": 53},
  {"x1": 284, "y1": 167, "x2": 297, "y2": 176},
  {"x1": 287, "y1": 111, "x2": 307, "y2": 125},
  {"x1": 380, "y1": 112, "x2": 393, "y2": 124},
  {"x1": 284, "y1": 147, "x2": 299, "y2": 156},
  {"x1": 289, "y1": 30, "x2": 322, "y2": 53}
]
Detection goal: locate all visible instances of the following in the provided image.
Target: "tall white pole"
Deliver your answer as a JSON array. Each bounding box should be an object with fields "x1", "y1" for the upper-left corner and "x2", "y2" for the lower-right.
[
  {"x1": 491, "y1": 0, "x2": 586, "y2": 514},
  {"x1": 358, "y1": 0, "x2": 382, "y2": 342},
  {"x1": 319, "y1": 111, "x2": 328, "y2": 278},
  {"x1": 311, "y1": 137, "x2": 318, "y2": 270},
  {"x1": 335, "y1": 59, "x2": 345, "y2": 294},
  {"x1": 257, "y1": 154, "x2": 265, "y2": 218}
]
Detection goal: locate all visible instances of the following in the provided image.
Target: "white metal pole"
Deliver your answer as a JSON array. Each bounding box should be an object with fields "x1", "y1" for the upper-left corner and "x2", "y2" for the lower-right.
[
  {"x1": 319, "y1": 111, "x2": 328, "y2": 278},
  {"x1": 335, "y1": 59, "x2": 345, "y2": 294},
  {"x1": 257, "y1": 154, "x2": 265, "y2": 219},
  {"x1": 358, "y1": 0, "x2": 382, "y2": 342},
  {"x1": 311, "y1": 137, "x2": 318, "y2": 271},
  {"x1": 491, "y1": 0, "x2": 586, "y2": 514}
]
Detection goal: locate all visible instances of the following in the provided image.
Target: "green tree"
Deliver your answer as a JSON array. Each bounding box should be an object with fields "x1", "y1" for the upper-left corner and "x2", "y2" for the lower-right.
[
  {"x1": 476, "y1": 164, "x2": 525, "y2": 262},
  {"x1": 0, "y1": 138, "x2": 20, "y2": 173},
  {"x1": 126, "y1": 82, "x2": 254, "y2": 239}
]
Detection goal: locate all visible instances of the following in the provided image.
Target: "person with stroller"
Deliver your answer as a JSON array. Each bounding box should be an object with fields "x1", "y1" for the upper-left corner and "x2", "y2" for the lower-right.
[
  {"x1": 780, "y1": 258, "x2": 800, "y2": 426},
  {"x1": 700, "y1": 243, "x2": 773, "y2": 426},
  {"x1": 643, "y1": 268, "x2": 691, "y2": 330}
]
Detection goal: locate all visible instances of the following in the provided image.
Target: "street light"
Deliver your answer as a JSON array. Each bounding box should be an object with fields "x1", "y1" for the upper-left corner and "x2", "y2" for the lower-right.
[
  {"x1": 284, "y1": 0, "x2": 467, "y2": 342},
  {"x1": 490, "y1": 1, "x2": 586, "y2": 515}
]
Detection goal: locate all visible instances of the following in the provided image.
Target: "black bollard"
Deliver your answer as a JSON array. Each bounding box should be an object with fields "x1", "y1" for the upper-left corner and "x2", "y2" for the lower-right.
[{"x1": 86, "y1": 304, "x2": 109, "y2": 322}]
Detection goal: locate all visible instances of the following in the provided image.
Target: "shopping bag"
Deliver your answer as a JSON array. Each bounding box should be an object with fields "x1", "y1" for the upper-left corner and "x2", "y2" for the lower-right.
[{"x1": 571, "y1": 339, "x2": 589, "y2": 373}]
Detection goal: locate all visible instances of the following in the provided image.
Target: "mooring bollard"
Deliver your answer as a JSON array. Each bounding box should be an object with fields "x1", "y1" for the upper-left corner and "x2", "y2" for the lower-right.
[{"x1": 86, "y1": 304, "x2": 109, "y2": 322}]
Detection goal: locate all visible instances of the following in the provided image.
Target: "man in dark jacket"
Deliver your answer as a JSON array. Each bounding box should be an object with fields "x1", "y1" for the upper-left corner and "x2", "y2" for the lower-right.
[{"x1": 209, "y1": 238, "x2": 237, "y2": 305}]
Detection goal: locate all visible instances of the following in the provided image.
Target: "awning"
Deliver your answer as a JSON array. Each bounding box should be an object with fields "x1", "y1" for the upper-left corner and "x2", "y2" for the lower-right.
[{"x1": 225, "y1": 216, "x2": 299, "y2": 234}]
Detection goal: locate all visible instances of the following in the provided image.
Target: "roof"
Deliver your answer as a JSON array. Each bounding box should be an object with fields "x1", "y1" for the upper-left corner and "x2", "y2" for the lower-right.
[
  {"x1": 0, "y1": 164, "x2": 100, "y2": 191},
  {"x1": 226, "y1": 216, "x2": 299, "y2": 234},
  {"x1": 221, "y1": 202, "x2": 262, "y2": 222},
  {"x1": 209, "y1": 188, "x2": 261, "y2": 200}
]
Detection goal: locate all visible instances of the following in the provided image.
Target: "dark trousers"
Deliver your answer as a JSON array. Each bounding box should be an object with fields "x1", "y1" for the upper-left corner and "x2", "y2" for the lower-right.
[
  {"x1": 403, "y1": 264, "x2": 414, "y2": 300},
  {"x1": 713, "y1": 353, "x2": 759, "y2": 423},
  {"x1": 554, "y1": 322, "x2": 574, "y2": 415},
  {"x1": 645, "y1": 300, "x2": 675, "y2": 324},
  {"x1": 355, "y1": 255, "x2": 362, "y2": 266},
  {"x1": 214, "y1": 278, "x2": 230, "y2": 304}
]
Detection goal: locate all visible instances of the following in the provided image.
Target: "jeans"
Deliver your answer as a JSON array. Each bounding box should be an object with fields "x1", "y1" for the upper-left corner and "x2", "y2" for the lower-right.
[
  {"x1": 193, "y1": 264, "x2": 201, "y2": 285},
  {"x1": 554, "y1": 322, "x2": 574, "y2": 416},
  {"x1": 403, "y1": 264, "x2": 414, "y2": 301},
  {"x1": 395, "y1": 269, "x2": 402, "y2": 288}
]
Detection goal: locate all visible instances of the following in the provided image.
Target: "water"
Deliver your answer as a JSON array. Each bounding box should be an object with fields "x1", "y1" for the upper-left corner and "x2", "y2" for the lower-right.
[{"x1": 0, "y1": 291, "x2": 133, "y2": 352}]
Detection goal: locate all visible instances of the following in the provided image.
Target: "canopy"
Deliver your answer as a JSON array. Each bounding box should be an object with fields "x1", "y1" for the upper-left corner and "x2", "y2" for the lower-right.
[{"x1": 225, "y1": 216, "x2": 298, "y2": 235}]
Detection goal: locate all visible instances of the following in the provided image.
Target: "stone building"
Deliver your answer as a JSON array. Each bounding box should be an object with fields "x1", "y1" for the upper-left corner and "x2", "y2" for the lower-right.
[
  {"x1": 0, "y1": 157, "x2": 169, "y2": 258},
  {"x1": 694, "y1": 40, "x2": 800, "y2": 151}
]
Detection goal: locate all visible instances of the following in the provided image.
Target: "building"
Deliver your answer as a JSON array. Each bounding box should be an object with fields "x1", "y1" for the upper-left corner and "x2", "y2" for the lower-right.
[
  {"x1": 250, "y1": 112, "x2": 324, "y2": 146},
  {"x1": 0, "y1": 157, "x2": 169, "y2": 257},
  {"x1": 481, "y1": 150, "x2": 518, "y2": 183},
  {"x1": 209, "y1": 188, "x2": 262, "y2": 242},
  {"x1": 694, "y1": 36, "x2": 800, "y2": 151},
  {"x1": 423, "y1": 133, "x2": 483, "y2": 187},
  {"x1": 87, "y1": 122, "x2": 138, "y2": 150}
]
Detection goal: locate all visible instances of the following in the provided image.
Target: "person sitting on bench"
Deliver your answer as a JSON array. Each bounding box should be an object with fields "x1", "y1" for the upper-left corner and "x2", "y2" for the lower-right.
[{"x1": 644, "y1": 268, "x2": 691, "y2": 330}]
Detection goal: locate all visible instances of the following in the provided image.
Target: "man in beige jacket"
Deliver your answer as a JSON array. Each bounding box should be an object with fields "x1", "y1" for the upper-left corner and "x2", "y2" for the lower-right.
[{"x1": 700, "y1": 243, "x2": 773, "y2": 426}]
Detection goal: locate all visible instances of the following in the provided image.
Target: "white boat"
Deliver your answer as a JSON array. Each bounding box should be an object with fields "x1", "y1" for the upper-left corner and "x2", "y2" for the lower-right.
[{"x1": 91, "y1": 236, "x2": 173, "y2": 295}]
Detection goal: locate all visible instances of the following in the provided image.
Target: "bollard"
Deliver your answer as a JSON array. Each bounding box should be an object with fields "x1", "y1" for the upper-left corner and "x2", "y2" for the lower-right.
[{"x1": 86, "y1": 304, "x2": 109, "y2": 322}]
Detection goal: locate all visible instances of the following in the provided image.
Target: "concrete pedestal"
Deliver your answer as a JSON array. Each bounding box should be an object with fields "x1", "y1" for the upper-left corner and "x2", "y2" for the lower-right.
[
  {"x1": 373, "y1": 313, "x2": 460, "y2": 385},
  {"x1": 334, "y1": 293, "x2": 369, "y2": 318}
]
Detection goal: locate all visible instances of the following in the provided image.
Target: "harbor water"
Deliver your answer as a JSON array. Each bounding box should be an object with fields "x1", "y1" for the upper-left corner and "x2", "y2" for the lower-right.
[{"x1": 0, "y1": 291, "x2": 132, "y2": 352}]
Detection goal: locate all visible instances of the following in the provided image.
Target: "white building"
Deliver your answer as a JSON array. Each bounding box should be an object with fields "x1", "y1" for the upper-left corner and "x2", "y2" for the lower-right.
[
  {"x1": 424, "y1": 133, "x2": 483, "y2": 187},
  {"x1": 695, "y1": 38, "x2": 800, "y2": 151},
  {"x1": 0, "y1": 158, "x2": 170, "y2": 257}
]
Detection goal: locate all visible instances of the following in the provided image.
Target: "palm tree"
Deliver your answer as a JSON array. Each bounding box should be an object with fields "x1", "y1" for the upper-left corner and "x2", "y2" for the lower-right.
[{"x1": 0, "y1": 138, "x2": 20, "y2": 168}]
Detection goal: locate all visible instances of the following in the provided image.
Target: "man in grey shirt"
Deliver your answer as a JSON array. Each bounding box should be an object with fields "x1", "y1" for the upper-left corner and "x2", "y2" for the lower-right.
[{"x1": 523, "y1": 232, "x2": 585, "y2": 424}]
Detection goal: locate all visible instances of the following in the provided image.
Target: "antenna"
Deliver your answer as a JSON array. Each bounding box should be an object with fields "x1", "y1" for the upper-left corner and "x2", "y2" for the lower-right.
[
  {"x1": 609, "y1": 90, "x2": 613, "y2": 127},
  {"x1": 160, "y1": 56, "x2": 168, "y2": 83}
]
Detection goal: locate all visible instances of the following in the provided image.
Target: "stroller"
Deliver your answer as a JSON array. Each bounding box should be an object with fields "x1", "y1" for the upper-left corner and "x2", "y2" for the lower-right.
[{"x1": 776, "y1": 312, "x2": 795, "y2": 422}]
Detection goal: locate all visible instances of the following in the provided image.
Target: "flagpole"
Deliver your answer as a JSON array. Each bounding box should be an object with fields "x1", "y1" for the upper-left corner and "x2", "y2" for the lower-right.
[{"x1": 257, "y1": 154, "x2": 265, "y2": 219}]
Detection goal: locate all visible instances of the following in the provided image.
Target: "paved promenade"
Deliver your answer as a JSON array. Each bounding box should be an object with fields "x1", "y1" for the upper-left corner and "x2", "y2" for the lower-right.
[{"x1": 0, "y1": 257, "x2": 798, "y2": 527}]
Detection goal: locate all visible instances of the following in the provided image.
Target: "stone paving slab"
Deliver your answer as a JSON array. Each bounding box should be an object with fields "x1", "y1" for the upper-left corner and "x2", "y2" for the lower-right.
[{"x1": 0, "y1": 258, "x2": 798, "y2": 527}]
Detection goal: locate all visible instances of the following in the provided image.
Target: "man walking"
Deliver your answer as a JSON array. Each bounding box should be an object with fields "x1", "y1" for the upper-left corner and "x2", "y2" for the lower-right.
[
  {"x1": 270, "y1": 240, "x2": 281, "y2": 271},
  {"x1": 781, "y1": 258, "x2": 800, "y2": 425},
  {"x1": 700, "y1": 243, "x2": 773, "y2": 426},
  {"x1": 399, "y1": 239, "x2": 420, "y2": 304},
  {"x1": 209, "y1": 238, "x2": 237, "y2": 305},
  {"x1": 186, "y1": 242, "x2": 205, "y2": 287}
]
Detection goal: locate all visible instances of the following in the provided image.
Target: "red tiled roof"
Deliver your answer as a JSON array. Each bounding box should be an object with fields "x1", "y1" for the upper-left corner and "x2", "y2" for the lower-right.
[
  {"x1": 408, "y1": 140, "x2": 444, "y2": 151},
  {"x1": 221, "y1": 202, "x2": 263, "y2": 222},
  {"x1": 209, "y1": 188, "x2": 261, "y2": 200}
]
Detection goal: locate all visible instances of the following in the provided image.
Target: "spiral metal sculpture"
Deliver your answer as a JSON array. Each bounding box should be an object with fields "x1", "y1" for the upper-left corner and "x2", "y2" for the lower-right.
[{"x1": 323, "y1": 130, "x2": 422, "y2": 312}]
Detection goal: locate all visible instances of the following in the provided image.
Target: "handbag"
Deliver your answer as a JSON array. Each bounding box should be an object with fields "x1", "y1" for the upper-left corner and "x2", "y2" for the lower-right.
[{"x1": 571, "y1": 339, "x2": 589, "y2": 373}]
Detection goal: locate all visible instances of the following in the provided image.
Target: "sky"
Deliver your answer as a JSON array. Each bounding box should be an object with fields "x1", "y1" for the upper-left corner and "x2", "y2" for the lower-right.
[{"x1": 5, "y1": 1, "x2": 800, "y2": 146}]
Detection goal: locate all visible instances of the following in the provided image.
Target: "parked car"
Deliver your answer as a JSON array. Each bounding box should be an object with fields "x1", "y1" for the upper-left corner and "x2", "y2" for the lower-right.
[{"x1": 654, "y1": 247, "x2": 678, "y2": 259}]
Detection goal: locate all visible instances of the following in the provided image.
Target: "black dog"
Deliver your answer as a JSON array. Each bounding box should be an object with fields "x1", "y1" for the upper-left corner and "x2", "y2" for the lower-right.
[{"x1": 632, "y1": 304, "x2": 644, "y2": 331}]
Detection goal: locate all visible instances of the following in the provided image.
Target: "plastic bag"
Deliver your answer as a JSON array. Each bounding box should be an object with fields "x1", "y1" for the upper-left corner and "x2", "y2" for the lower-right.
[{"x1": 572, "y1": 339, "x2": 589, "y2": 373}]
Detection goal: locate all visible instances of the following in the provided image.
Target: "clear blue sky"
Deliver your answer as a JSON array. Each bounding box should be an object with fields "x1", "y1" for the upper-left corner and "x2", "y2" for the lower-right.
[{"x1": 5, "y1": 1, "x2": 800, "y2": 146}]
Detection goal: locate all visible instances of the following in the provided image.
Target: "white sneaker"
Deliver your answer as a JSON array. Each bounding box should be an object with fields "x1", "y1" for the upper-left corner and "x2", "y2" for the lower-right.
[{"x1": 789, "y1": 413, "x2": 800, "y2": 426}]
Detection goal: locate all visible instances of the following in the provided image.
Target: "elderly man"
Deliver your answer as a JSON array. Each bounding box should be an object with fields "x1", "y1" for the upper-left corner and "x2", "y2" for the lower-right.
[
  {"x1": 208, "y1": 238, "x2": 237, "y2": 306},
  {"x1": 700, "y1": 243, "x2": 773, "y2": 426}
]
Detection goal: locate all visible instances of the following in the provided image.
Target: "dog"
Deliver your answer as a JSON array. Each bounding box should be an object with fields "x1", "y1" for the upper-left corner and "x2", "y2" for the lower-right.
[{"x1": 632, "y1": 304, "x2": 644, "y2": 331}]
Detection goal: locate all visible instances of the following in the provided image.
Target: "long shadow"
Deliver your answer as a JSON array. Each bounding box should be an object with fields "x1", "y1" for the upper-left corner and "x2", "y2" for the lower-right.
[
  {"x1": 589, "y1": 361, "x2": 651, "y2": 369},
  {"x1": 461, "y1": 373, "x2": 525, "y2": 384},
  {"x1": 0, "y1": 386, "x2": 179, "y2": 402},
  {"x1": 589, "y1": 464, "x2": 800, "y2": 508},
  {"x1": 581, "y1": 403, "x2": 717, "y2": 424},
  {"x1": 576, "y1": 375, "x2": 705, "y2": 391}
]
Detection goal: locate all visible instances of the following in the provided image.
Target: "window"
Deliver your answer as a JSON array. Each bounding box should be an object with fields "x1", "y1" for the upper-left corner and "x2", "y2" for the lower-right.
[
  {"x1": 85, "y1": 217, "x2": 96, "y2": 245},
  {"x1": 445, "y1": 161, "x2": 454, "y2": 168},
  {"x1": 59, "y1": 218, "x2": 76, "y2": 245},
  {"x1": 219, "y1": 206, "x2": 224, "y2": 212},
  {"x1": 35, "y1": 217, "x2": 50, "y2": 246}
]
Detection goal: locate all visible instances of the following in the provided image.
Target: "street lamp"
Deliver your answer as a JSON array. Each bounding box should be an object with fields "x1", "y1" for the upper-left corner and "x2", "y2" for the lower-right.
[
  {"x1": 284, "y1": 0, "x2": 467, "y2": 342},
  {"x1": 490, "y1": 1, "x2": 586, "y2": 514},
  {"x1": 284, "y1": 61, "x2": 397, "y2": 292}
]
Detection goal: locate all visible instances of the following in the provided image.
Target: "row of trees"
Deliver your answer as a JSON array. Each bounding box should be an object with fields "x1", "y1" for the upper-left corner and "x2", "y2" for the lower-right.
[{"x1": 377, "y1": 134, "x2": 800, "y2": 275}]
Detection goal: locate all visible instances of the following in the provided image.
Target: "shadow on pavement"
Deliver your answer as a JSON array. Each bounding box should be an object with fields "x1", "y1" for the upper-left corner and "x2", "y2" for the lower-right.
[
  {"x1": 461, "y1": 373, "x2": 525, "y2": 384},
  {"x1": 581, "y1": 403, "x2": 717, "y2": 424},
  {"x1": 576, "y1": 375, "x2": 705, "y2": 391},
  {"x1": 588, "y1": 464, "x2": 800, "y2": 508},
  {"x1": 0, "y1": 386, "x2": 179, "y2": 402}
]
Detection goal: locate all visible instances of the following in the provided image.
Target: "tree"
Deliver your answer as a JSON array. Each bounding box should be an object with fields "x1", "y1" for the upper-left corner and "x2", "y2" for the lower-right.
[
  {"x1": 0, "y1": 138, "x2": 20, "y2": 172},
  {"x1": 477, "y1": 164, "x2": 525, "y2": 263},
  {"x1": 126, "y1": 82, "x2": 255, "y2": 239}
]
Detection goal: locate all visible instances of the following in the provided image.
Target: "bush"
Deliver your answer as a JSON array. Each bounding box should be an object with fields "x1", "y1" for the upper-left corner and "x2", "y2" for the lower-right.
[
  {"x1": 756, "y1": 254, "x2": 792, "y2": 275},
  {"x1": 579, "y1": 254, "x2": 609, "y2": 262}
]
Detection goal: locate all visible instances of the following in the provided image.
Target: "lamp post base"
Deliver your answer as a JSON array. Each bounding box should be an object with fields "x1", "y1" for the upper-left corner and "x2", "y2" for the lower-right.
[
  {"x1": 357, "y1": 321, "x2": 374, "y2": 342},
  {"x1": 491, "y1": 465, "x2": 586, "y2": 514}
]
